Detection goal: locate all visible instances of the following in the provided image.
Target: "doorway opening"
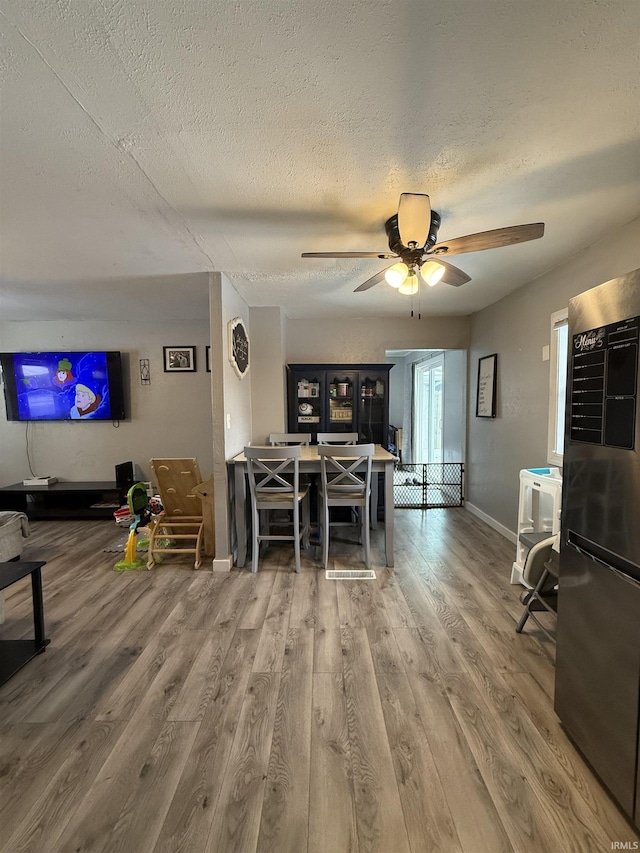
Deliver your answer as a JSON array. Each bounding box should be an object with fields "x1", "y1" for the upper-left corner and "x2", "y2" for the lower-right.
[
  {"x1": 414, "y1": 353, "x2": 444, "y2": 463},
  {"x1": 386, "y1": 349, "x2": 466, "y2": 508}
]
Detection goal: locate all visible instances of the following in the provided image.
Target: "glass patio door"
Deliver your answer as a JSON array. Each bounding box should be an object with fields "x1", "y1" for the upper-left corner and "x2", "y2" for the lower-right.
[{"x1": 414, "y1": 356, "x2": 444, "y2": 463}]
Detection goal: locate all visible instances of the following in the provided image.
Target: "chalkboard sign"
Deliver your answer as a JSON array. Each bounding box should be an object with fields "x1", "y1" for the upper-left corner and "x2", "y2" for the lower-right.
[
  {"x1": 476, "y1": 353, "x2": 497, "y2": 418},
  {"x1": 228, "y1": 317, "x2": 250, "y2": 379},
  {"x1": 569, "y1": 317, "x2": 638, "y2": 448}
]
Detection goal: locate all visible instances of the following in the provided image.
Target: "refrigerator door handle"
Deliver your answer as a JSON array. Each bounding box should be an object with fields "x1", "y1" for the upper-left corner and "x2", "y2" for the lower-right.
[
  {"x1": 567, "y1": 535, "x2": 640, "y2": 590},
  {"x1": 570, "y1": 540, "x2": 596, "y2": 560},
  {"x1": 606, "y1": 564, "x2": 640, "y2": 591},
  {"x1": 569, "y1": 540, "x2": 612, "y2": 569}
]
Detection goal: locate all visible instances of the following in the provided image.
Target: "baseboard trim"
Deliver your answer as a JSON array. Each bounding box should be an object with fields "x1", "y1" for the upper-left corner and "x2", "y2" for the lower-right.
[
  {"x1": 211, "y1": 556, "x2": 233, "y2": 572},
  {"x1": 465, "y1": 503, "x2": 517, "y2": 544},
  {"x1": 511, "y1": 562, "x2": 526, "y2": 585}
]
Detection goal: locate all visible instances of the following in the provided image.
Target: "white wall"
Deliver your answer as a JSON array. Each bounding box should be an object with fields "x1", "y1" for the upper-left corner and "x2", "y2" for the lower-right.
[
  {"x1": 208, "y1": 272, "x2": 255, "y2": 569},
  {"x1": 443, "y1": 350, "x2": 466, "y2": 464},
  {"x1": 467, "y1": 216, "x2": 640, "y2": 535},
  {"x1": 0, "y1": 319, "x2": 213, "y2": 487},
  {"x1": 387, "y1": 355, "x2": 405, "y2": 427},
  {"x1": 220, "y1": 275, "x2": 253, "y2": 459},
  {"x1": 250, "y1": 306, "x2": 287, "y2": 444},
  {"x1": 286, "y1": 315, "x2": 470, "y2": 363}
]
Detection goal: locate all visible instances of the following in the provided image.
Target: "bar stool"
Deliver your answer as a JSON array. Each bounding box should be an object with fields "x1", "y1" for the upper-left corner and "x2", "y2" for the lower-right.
[
  {"x1": 268, "y1": 433, "x2": 311, "y2": 446},
  {"x1": 318, "y1": 443, "x2": 374, "y2": 569},
  {"x1": 317, "y1": 432, "x2": 358, "y2": 445},
  {"x1": 245, "y1": 445, "x2": 310, "y2": 573}
]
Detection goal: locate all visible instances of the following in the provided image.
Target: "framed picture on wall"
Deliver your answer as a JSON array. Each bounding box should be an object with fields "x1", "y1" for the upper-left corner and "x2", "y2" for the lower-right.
[
  {"x1": 163, "y1": 346, "x2": 196, "y2": 373},
  {"x1": 206, "y1": 346, "x2": 211, "y2": 373},
  {"x1": 476, "y1": 353, "x2": 497, "y2": 418}
]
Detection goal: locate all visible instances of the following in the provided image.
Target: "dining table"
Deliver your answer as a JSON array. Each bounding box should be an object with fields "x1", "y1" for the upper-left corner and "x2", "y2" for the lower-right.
[{"x1": 229, "y1": 444, "x2": 397, "y2": 568}]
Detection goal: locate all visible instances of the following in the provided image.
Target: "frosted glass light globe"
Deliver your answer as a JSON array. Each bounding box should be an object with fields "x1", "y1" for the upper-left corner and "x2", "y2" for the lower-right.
[
  {"x1": 420, "y1": 260, "x2": 445, "y2": 287},
  {"x1": 384, "y1": 262, "x2": 409, "y2": 288},
  {"x1": 398, "y1": 274, "x2": 419, "y2": 296}
]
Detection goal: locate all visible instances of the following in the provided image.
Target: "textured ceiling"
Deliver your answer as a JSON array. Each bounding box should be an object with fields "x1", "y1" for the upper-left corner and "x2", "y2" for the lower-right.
[{"x1": 0, "y1": 0, "x2": 638, "y2": 321}]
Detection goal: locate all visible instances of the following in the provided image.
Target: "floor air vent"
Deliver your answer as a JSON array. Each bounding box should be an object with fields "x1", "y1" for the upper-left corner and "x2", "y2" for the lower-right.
[{"x1": 325, "y1": 570, "x2": 376, "y2": 580}]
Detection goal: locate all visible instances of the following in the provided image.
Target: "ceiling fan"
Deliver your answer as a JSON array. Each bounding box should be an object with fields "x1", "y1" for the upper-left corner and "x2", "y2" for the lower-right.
[{"x1": 302, "y1": 193, "x2": 544, "y2": 296}]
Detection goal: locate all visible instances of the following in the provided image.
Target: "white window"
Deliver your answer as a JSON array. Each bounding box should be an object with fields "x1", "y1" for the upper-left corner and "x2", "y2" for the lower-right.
[{"x1": 548, "y1": 308, "x2": 569, "y2": 466}]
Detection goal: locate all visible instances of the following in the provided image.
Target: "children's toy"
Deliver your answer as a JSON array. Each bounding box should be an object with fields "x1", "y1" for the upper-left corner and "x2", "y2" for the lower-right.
[
  {"x1": 114, "y1": 484, "x2": 163, "y2": 571},
  {"x1": 113, "y1": 506, "x2": 135, "y2": 526},
  {"x1": 147, "y1": 458, "x2": 206, "y2": 570}
]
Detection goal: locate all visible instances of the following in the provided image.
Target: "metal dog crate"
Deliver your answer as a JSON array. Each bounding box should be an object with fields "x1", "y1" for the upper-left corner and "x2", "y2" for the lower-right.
[{"x1": 393, "y1": 463, "x2": 464, "y2": 508}]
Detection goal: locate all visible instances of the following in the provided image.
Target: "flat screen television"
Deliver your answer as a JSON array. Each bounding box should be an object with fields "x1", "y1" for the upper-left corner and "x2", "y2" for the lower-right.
[{"x1": 0, "y1": 351, "x2": 126, "y2": 421}]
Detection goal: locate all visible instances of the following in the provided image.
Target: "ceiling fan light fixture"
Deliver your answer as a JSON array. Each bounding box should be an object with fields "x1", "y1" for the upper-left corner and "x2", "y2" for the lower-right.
[
  {"x1": 303, "y1": 192, "x2": 544, "y2": 298},
  {"x1": 384, "y1": 262, "x2": 409, "y2": 288},
  {"x1": 420, "y1": 260, "x2": 446, "y2": 287},
  {"x1": 398, "y1": 273, "x2": 419, "y2": 296}
]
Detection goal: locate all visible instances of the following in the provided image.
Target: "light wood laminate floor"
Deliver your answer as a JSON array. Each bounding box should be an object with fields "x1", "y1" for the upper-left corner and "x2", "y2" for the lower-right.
[{"x1": 0, "y1": 510, "x2": 638, "y2": 853}]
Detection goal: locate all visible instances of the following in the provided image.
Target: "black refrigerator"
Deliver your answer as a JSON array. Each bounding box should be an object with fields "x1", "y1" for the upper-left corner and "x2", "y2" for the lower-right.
[{"x1": 555, "y1": 268, "x2": 640, "y2": 827}]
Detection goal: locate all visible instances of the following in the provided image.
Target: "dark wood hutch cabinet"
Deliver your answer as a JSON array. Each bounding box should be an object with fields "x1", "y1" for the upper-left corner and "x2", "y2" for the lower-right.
[{"x1": 286, "y1": 364, "x2": 393, "y2": 446}]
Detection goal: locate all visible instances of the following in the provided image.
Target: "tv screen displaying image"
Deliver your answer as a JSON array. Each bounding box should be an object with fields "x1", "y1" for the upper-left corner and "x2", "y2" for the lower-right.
[{"x1": 1, "y1": 351, "x2": 126, "y2": 421}]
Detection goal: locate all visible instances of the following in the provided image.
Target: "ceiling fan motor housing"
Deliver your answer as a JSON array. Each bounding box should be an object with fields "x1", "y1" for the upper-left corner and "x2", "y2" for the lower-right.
[
  {"x1": 426, "y1": 211, "x2": 441, "y2": 250},
  {"x1": 385, "y1": 211, "x2": 441, "y2": 255}
]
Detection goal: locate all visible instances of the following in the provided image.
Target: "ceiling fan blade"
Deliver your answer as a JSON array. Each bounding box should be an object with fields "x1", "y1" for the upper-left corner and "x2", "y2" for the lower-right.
[
  {"x1": 431, "y1": 222, "x2": 545, "y2": 256},
  {"x1": 354, "y1": 268, "x2": 390, "y2": 292},
  {"x1": 397, "y1": 193, "x2": 431, "y2": 247},
  {"x1": 302, "y1": 251, "x2": 396, "y2": 259},
  {"x1": 431, "y1": 258, "x2": 472, "y2": 287}
]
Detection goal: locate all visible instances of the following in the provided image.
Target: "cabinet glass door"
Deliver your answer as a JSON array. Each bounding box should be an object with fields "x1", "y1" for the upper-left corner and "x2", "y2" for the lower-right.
[
  {"x1": 359, "y1": 372, "x2": 387, "y2": 444},
  {"x1": 293, "y1": 373, "x2": 323, "y2": 439},
  {"x1": 327, "y1": 372, "x2": 357, "y2": 434}
]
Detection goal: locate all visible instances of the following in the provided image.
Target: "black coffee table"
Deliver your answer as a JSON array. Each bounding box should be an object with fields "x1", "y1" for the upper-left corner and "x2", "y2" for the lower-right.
[{"x1": 0, "y1": 560, "x2": 49, "y2": 686}]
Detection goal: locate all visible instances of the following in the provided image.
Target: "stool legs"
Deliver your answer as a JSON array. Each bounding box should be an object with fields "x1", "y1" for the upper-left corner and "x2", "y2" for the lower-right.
[{"x1": 516, "y1": 567, "x2": 557, "y2": 642}]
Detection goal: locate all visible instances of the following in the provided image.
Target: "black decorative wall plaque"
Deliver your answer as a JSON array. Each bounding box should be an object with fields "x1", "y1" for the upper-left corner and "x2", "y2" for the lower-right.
[{"x1": 228, "y1": 317, "x2": 250, "y2": 379}]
